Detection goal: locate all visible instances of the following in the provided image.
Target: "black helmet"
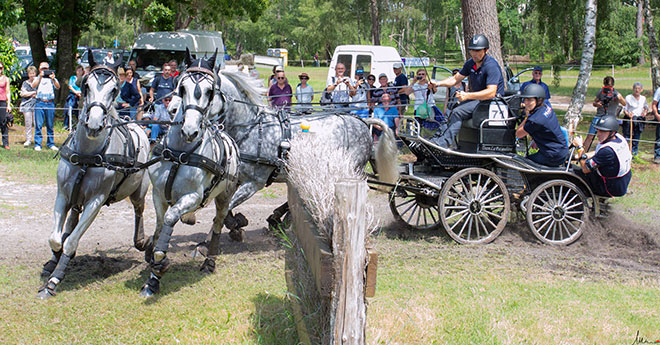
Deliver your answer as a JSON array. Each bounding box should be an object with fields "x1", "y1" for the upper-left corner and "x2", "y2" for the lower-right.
[
  {"x1": 593, "y1": 115, "x2": 619, "y2": 132},
  {"x1": 520, "y1": 84, "x2": 546, "y2": 99},
  {"x1": 468, "y1": 34, "x2": 489, "y2": 50}
]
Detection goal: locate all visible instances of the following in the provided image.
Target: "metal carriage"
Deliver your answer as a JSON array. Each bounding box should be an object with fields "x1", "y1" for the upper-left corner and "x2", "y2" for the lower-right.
[{"x1": 377, "y1": 96, "x2": 607, "y2": 246}]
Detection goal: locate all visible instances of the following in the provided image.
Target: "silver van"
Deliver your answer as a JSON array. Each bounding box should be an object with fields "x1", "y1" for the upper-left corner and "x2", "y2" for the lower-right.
[{"x1": 128, "y1": 30, "x2": 225, "y2": 87}]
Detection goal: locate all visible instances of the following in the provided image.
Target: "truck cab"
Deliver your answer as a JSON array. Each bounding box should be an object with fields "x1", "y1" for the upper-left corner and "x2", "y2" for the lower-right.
[{"x1": 327, "y1": 45, "x2": 404, "y2": 85}]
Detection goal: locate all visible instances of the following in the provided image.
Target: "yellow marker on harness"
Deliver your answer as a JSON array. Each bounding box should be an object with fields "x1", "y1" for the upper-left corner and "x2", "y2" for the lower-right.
[{"x1": 301, "y1": 120, "x2": 310, "y2": 132}]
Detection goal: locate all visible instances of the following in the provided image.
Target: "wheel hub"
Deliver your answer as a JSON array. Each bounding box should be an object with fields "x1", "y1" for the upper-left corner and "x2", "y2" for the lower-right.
[
  {"x1": 469, "y1": 200, "x2": 482, "y2": 215},
  {"x1": 552, "y1": 207, "x2": 565, "y2": 220}
]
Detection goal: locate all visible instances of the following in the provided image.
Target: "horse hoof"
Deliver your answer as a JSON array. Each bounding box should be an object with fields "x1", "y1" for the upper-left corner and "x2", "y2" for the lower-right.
[
  {"x1": 200, "y1": 258, "x2": 216, "y2": 274},
  {"x1": 140, "y1": 276, "x2": 160, "y2": 297},
  {"x1": 228, "y1": 228, "x2": 244, "y2": 242},
  {"x1": 37, "y1": 281, "x2": 57, "y2": 299},
  {"x1": 193, "y1": 243, "x2": 209, "y2": 258},
  {"x1": 181, "y1": 212, "x2": 197, "y2": 225},
  {"x1": 139, "y1": 285, "x2": 157, "y2": 298}
]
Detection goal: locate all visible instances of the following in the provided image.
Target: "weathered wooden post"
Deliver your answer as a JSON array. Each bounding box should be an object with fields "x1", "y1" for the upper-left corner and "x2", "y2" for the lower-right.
[{"x1": 330, "y1": 179, "x2": 368, "y2": 345}]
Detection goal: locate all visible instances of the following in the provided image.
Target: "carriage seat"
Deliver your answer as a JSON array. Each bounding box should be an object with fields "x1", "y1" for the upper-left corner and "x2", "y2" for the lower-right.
[{"x1": 458, "y1": 98, "x2": 518, "y2": 153}]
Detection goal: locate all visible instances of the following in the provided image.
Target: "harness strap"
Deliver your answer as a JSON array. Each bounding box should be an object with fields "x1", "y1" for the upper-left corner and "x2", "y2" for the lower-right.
[{"x1": 164, "y1": 162, "x2": 180, "y2": 205}]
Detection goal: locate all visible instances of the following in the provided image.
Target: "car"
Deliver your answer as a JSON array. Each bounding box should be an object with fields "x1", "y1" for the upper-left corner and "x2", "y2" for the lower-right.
[{"x1": 78, "y1": 49, "x2": 123, "y2": 68}]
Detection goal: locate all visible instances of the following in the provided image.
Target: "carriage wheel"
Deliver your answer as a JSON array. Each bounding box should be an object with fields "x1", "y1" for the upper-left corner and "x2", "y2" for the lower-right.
[
  {"x1": 439, "y1": 168, "x2": 510, "y2": 244},
  {"x1": 389, "y1": 182, "x2": 442, "y2": 231},
  {"x1": 526, "y1": 180, "x2": 589, "y2": 245}
]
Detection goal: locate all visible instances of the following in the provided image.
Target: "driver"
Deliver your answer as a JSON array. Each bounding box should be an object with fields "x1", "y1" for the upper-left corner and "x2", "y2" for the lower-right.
[
  {"x1": 571, "y1": 116, "x2": 632, "y2": 197},
  {"x1": 515, "y1": 84, "x2": 568, "y2": 167},
  {"x1": 430, "y1": 34, "x2": 505, "y2": 148}
]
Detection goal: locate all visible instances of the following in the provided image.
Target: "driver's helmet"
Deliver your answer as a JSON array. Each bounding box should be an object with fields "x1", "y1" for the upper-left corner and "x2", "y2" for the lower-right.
[
  {"x1": 468, "y1": 34, "x2": 489, "y2": 50},
  {"x1": 520, "y1": 84, "x2": 546, "y2": 99},
  {"x1": 593, "y1": 115, "x2": 619, "y2": 132}
]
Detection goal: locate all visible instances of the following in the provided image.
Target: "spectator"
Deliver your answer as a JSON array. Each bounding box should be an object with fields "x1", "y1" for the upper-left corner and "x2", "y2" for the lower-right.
[
  {"x1": 31, "y1": 61, "x2": 60, "y2": 151},
  {"x1": 20, "y1": 66, "x2": 38, "y2": 147},
  {"x1": 149, "y1": 64, "x2": 175, "y2": 123},
  {"x1": 64, "y1": 65, "x2": 83, "y2": 131},
  {"x1": 404, "y1": 68, "x2": 438, "y2": 122},
  {"x1": 351, "y1": 67, "x2": 370, "y2": 116},
  {"x1": 373, "y1": 93, "x2": 399, "y2": 138},
  {"x1": 169, "y1": 60, "x2": 179, "y2": 78},
  {"x1": 149, "y1": 96, "x2": 172, "y2": 143},
  {"x1": 102, "y1": 50, "x2": 115, "y2": 65},
  {"x1": 0, "y1": 61, "x2": 12, "y2": 149},
  {"x1": 584, "y1": 76, "x2": 626, "y2": 151},
  {"x1": 313, "y1": 52, "x2": 319, "y2": 67},
  {"x1": 269, "y1": 65, "x2": 284, "y2": 87},
  {"x1": 392, "y1": 62, "x2": 409, "y2": 115},
  {"x1": 371, "y1": 73, "x2": 397, "y2": 105},
  {"x1": 295, "y1": 72, "x2": 314, "y2": 111},
  {"x1": 121, "y1": 68, "x2": 142, "y2": 120},
  {"x1": 652, "y1": 86, "x2": 660, "y2": 164},
  {"x1": 268, "y1": 71, "x2": 292, "y2": 108},
  {"x1": 325, "y1": 63, "x2": 356, "y2": 108},
  {"x1": 621, "y1": 82, "x2": 648, "y2": 156},
  {"x1": 366, "y1": 74, "x2": 377, "y2": 112},
  {"x1": 128, "y1": 60, "x2": 140, "y2": 78},
  {"x1": 114, "y1": 67, "x2": 131, "y2": 119},
  {"x1": 520, "y1": 66, "x2": 551, "y2": 107},
  {"x1": 444, "y1": 68, "x2": 466, "y2": 114}
]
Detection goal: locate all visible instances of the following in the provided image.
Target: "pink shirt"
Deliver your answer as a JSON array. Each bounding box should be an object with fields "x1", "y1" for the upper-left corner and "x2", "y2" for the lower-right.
[{"x1": 0, "y1": 77, "x2": 8, "y2": 101}]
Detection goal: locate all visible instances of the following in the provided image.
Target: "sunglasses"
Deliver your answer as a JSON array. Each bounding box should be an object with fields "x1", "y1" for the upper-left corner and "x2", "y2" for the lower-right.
[
  {"x1": 300, "y1": 77, "x2": 309, "y2": 80},
  {"x1": 277, "y1": 77, "x2": 286, "y2": 80},
  {"x1": 367, "y1": 78, "x2": 375, "y2": 80}
]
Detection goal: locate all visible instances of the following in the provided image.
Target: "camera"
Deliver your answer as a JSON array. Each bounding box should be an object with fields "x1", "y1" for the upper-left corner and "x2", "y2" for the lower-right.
[
  {"x1": 43, "y1": 70, "x2": 53, "y2": 77},
  {"x1": 416, "y1": 76, "x2": 423, "y2": 80}
]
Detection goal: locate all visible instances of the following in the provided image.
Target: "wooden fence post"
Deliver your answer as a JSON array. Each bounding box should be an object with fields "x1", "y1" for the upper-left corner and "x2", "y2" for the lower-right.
[{"x1": 331, "y1": 179, "x2": 368, "y2": 345}]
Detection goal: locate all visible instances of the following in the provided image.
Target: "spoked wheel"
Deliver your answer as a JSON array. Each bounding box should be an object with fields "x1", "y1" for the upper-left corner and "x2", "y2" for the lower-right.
[
  {"x1": 526, "y1": 180, "x2": 589, "y2": 245},
  {"x1": 439, "y1": 168, "x2": 510, "y2": 244},
  {"x1": 389, "y1": 181, "x2": 442, "y2": 230}
]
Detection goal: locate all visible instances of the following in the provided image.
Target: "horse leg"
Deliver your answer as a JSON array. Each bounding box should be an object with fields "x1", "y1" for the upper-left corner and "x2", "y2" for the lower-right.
[
  {"x1": 38, "y1": 195, "x2": 105, "y2": 299},
  {"x1": 224, "y1": 183, "x2": 261, "y2": 242},
  {"x1": 42, "y1": 207, "x2": 80, "y2": 278},
  {"x1": 145, "y1": 191, "x2": 168, "y2": 264},
  {"x1": 42, "y1": 191, "x2": 71, "y2": 278},
  {"x1": 140, "y1": 195, "x2": 198, "y2": 297},
  {"x1": 130, "y1": 174, "x2": 150, "y2": 251},
  {"x1": 200, "y1": 196, "x2": 231, "y2": 274},
  {"x1": 266, "y1": 202, "x2": 289, "y2": 230}
]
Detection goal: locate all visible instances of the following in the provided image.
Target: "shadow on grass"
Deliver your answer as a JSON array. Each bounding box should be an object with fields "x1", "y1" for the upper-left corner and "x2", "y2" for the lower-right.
[
  {"x1": 122, "y1": 261, "x2": 206, "y2": 303},
  {"x1": 51, "y1": 251, "x2": 141, "y2": 293},
  {"x1": 250, "y1": 292, "x2": 299, "y2": 345},
  {"x1": 376, "y1": 219, "x2": 453, "y2": 244}
]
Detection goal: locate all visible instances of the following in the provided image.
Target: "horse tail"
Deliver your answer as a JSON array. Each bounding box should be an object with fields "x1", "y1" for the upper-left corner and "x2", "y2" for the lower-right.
[{"x1": 363, "y1": 118, "x2": 399, "y2": 188}]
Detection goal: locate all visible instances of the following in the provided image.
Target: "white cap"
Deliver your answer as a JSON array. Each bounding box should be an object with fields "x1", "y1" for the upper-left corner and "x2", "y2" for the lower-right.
[
  {"x1": 393, "y1": 62, "x2": 403, "y2": 69},
  {"x1": 275, "y1": 65, "x2": 284, "y2": 72}
]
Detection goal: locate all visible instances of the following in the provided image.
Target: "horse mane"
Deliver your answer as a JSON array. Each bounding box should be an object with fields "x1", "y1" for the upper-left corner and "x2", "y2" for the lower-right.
[{"x1": 220, "y1": 70, "x2": 267, "y2": 107}]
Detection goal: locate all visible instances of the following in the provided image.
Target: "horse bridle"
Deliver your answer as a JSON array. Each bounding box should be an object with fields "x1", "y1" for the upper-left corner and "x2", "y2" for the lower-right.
[
  {"x1": 81, "y1": 65, "x2": 120, "y2": 126},
  {"x1": 177, "y1": 66, "x2": 226, "y2": 119}
]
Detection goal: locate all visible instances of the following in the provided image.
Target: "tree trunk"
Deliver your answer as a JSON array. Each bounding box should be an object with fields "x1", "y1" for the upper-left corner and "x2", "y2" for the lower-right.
[
  {"x1": 23, "y1": 0, "x2": 47, "y2": 66},
  {"x1": 369, "y1": 0, "x2": 380, "y2": 45},
  {"x1": 56, "y1": 0, "x2": 77, "y2": 105},
  {"x1": 565, "y1": 0, "x2": 598, "y2": 132},
  {"x1": 461, "y1": 0, "x2": 506, "y2": 87},
  {"x1": 637, "y1": 0, "x2": 646, "y2": 65},
  {"x1": 644, "y1": 0, "x2": 660, "y2": 91}
]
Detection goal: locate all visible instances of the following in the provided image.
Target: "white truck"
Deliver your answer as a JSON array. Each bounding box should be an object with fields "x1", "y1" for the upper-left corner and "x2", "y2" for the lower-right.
[
  {"x1": 326, "y1": 45, "x2": 404, "y2": 84},
  {"x1": 128, "y1": 30, "x2": 225, "y2": 87}
]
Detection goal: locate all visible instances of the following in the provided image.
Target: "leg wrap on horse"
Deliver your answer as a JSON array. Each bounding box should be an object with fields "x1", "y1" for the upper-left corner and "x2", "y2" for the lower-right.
[
  {"x1": 50, "y1": 253, "x2": 72, "y2": 282},
  {"x1": 154, "y1": 223, "x2": 175, "y2": 253},
  {"x1": 207, "y1": 231, "x2": 222, "y2": 257},
  {"x1": 41, "y1": 252, "x2": 60, "y2": 277}
]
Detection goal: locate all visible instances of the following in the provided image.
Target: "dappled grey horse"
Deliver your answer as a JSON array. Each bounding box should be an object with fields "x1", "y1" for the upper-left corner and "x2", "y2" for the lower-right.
[
  {"x1": 211, "y1": 70, "x2": 399, "y2": 240},
  {"x1": 39, "y1": 50, "x2": 151, "y2": 299},
  {"x1": 140, "y1": 51, "x2": 240, "y2": 297}
]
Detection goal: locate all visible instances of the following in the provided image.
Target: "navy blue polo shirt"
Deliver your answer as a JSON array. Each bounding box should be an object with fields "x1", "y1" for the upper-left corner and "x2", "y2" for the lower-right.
[
  {"x1": 587, "y1": 136, "x2": 632, "y2": 196},
  {"x1": 151, "y1": 74, "x2": 175, "y2": 105},
  {"x1": 523, "y1": 104, "x2": 568, "y2": 161},
  {"x1": 393, "y1": 73, "x2": 409, "y2": 104},
  {"x1": 521, "y1": 80, "x2": 551, "y2": 99},
  {"x1": 459, "y1": 54, "x2": 504, "y2": 95}
]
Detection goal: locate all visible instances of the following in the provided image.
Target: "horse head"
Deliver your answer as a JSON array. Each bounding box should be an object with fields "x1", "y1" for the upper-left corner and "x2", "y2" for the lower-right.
[
  {"x1": 177, "y1": 48, "x2": 219, "y2": 142},
  {"x1": 81, "y1": 48, "x2": 121, "y2": 138}
]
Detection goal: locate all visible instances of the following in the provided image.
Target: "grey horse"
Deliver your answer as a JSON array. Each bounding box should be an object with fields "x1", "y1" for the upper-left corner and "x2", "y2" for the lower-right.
[
  {"x1": 140, "y1": 51, "x2": 241, "y2": 297},
  {"x1": 209, "y1": 70, "x2": 399, "y2": 240},
  {"x1": 39, "y1": 51, "x2": 151, "y2": 299}
]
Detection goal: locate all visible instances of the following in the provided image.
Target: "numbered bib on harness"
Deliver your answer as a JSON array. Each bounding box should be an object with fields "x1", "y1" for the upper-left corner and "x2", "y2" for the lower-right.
[{"x1": 488, "y1": 100, "x2": 507, "y2": 126}]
